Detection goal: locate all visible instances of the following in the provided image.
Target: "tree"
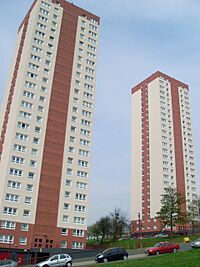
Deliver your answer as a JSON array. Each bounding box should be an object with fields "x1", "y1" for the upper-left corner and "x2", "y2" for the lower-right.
[
  {"x1": 96, "y1": 216, "x2": 112, "y2": 244},
  {"x1": 157, "y1": 187, "x2": 187, "y2": 234},
  {"x1": 187, "y1": 196, "x2": 200, "y2": 233},
  {"x1": 110, "y1": 208, "x2": 130, "y2": 241}
]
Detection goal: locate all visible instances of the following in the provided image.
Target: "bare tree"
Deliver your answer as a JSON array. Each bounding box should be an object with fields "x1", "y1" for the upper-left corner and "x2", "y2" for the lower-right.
[{"x1": 110, "y1": 208, "x2": 130, "y2": 241}]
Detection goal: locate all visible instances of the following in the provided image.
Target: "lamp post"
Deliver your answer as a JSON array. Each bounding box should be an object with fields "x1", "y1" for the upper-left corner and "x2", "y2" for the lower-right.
[
  {"x1": 138, "y1": 213, "x2": 141, "y2": 249},
  {"x1": 115, "y1": 212, "x2": 119, "y2": 241}
]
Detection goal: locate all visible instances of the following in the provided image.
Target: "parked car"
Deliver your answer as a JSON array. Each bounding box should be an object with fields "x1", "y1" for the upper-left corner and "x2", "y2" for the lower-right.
[
  {"x1": 35, "y1": 254, "x2": 72, "y2": 267},
  {"x1": 154, "y1": 233, "x2": 169, "y2": 238},
  {"x1": 191, "y1": 238, "x2": 200, "y2": 248},
  {"x1": 145, "y1": 241, "x2": 180, "y2": 255},
  {"x1": 95, "y1": 247, "x2": 128, "y2": 263},
  {"x1": 0, "y1": 260, "x2": 18, "y2": 267}
]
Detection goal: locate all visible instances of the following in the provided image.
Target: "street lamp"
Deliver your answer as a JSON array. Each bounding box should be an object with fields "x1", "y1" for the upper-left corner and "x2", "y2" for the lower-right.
[
  {"x1": 115, "y1": 212, "x2": 119, "y2": 241},
  {"x1": 138, "y1": 213, "x2": 141, "y2": 249}
]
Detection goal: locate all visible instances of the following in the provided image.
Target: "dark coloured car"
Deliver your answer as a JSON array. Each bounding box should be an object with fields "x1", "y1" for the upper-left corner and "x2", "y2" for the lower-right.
[
  {"x1": 0, "y1": 260, "x2": 18, "y2": 267},
  {"x1": 95, "y1": 247, "x2": 128, "y2": 263},
  {"x1": 191, "y1": 238, "x2": 200, "y2": 248},
  {"x1": 145, "y1": 241, "x2": 180, "y2": 255}
]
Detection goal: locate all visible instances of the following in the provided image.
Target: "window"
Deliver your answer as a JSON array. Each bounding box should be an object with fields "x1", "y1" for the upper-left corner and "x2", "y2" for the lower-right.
[
  {"x1": 80, "y1": 139, "x2": 90, "y2": 146},
  {"x1": 17, "y1": 122, "x2": 30, "y2": 130},
  {"x1": 67, "y1": 168, "x2": 73, "y2": 175},
  {"x1": 73, "y1": 217, "x2": 85, "y2": 225},
  {"x1": 62, "y1": 215, "x2": 69, "y2": 222},
  {"x1": 75, "y1": 205, "x2": 86, "y2": 212},
  {"x1": 38, "y1": 106, "x2": 44, "y2": 112},
  {"x1": 53, "y1": 14, "x2": 58, "y2": 20},
  {"x1": 68, "y1": 146, "x2": 74, "y2": 153},
  {"x1": 21, "y1": 101, "x2": 33, "y2": 109},
  {"x1": 83, "y1": 92, "x2": 93, "y2": 99},
  {"x1": 40, "y1": 8, "x2": 49, "y2": 16},
  {"x1": 49, "y1": 36, "x2": 54, "y2": 42},
  {"x1": 25, "y1": 197, "x2": 32, "y2": 204},
  {"x1": 44, "y1": 68, "x2": 49, "y2": 74},
  {"x1": 29, "y1": 63, "x2": 39, "y2": 70},
  {"x1": 36, "y1": 116, "x2": 43, "y2": 123},
  {"x1": 30, "y1": 160, "x2": 36, "y2": 167},
  {"x1": 23, "y1": 210, "x2": 30, "y2": 217},
  {"x1": 59, "y1": 241, "x2": 67, "y2": 248},
  {"x1": 23, "y1": 91, "x2": 34, "y2": 99},
  {"x1": 19, "y1": 111, "x2": 31, "y2": 120},
  {"x1": 71, "y1": 116, "x2": 77, "y2": 122},
  {"x1": 52, "y1": 21, "x2": 57, "y2": 27},
  {"x1": 65, "y1": 179, "x2": 72, "y2": 186},
  {"x1": 28, "y1": 172, "x2": 35, "y2": 179},
  {"x1": 45, "y1": 59, "x2": 51, "y2": 66},
  {"x1": 35, "y1": 126, "x2": 41, "y2": 133},
  {"x1": 72, "y1": 242, "x2": 84, "y2": 249},
  {"x1": 46, "y1": 51, "x2": 52, "y2": 58},
  {"x1": 82, "y1": 109, "x2": 92, "y2": 117},
  {"x1": 75, "y1": 193, "x2": 86, "y2": 201},
  {"x1": 69, "y1": 136, "x2": 75, "y2": 143},
  {"x1": 13, "y1": 144, "x2": 26, "y2": 153},
  {"x1": 38, "y1": 15, "x2": 48, "y2": 23},
  {"x1": 42, "y1": 1, "x2": 51, "y2": 8},
  {"x1": 5, "y1": 194, "x2": 19, "y2": 203},
  {"x1": 63, "y1": 203, "x2": 70, "y2": 210},
  {"x1": 33, "y1": 137, "x2": 40, "y2": 144},
  {"x1": 77, "y1": 170, "x2": 88, "y2": 178},
  {"x1": 32, "y1": 45, "x2": 42, "y2": 53},
  {"x1": 11, "y1": 156, "x2": 24, "y2": 164},
  {"x1": 0, "y1": 235, "x2": 14, "y2": 244},
  {"x1": 21, "y1": 223, "x2": 29, "y2": 231},
  {"x1": 80, "y1": 129, "x2": 90, "y2": 136},
  {"x1": 42, "y1": 78, "x2": 48, "y2": 85},
  {"x1": 76, "y1": 182, "x2": 87, "y2": 190},
  {"x1": 3, "y1": 207, "x2": 17, "y2": 215},
  {"x1": 31, "y1": 149, "x2": 38, "y2": 155},
  {"x1": 19, "y1": 237, "x2": 27, "y2": 245},
  {"x1": 73, "y1": 229, "x2": 84, "y2": 237},
  {"x1": 34, "y1": 37, "x2": 44, "y2": 45},
  {"x1": 78, "y1": 160, "x2": 88, "y2": 168},
  {"x1": 61, "y1": 228, "x2": 68, "y2": 235},
  {"x1": 30, "y1": 54, "x2": 41, "y2": 62},
  {"x1": 1, "y1": 221, "x2": 16, "y2": 230},
  {"x1": 9, "y1": 168, "x2": 23, "y2": 177},
  {"x1": 82, "y1": 119, "x2": 91, "y2": 127},
  {"x1": 7, "y1": 181, "x2": 21, "y2": 189},
  {"x1": 64, "y1": 191, "x2": 71, "y2": 198},
  {"x1": 37, "y1": 22, "x2": 47, "y2": 29},
  {"x1": 79, "y1": 149, "x2": 89, "y2": 157},
  {"x1": 72, "y1": 107, "x2": 78, "y2": 113},
  {"x1": 67, "y1": 157, "x2": 73, "y2": 164},
  {"x1": 83, "y1": 101, "x2": 92, "y2": 108},
  {"x1": 26, "y1": 184, "x2": 33, "y2": 192}
]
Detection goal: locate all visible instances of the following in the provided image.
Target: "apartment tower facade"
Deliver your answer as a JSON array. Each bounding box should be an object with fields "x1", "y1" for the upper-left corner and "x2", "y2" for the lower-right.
[
  {"x1": 131, "y1": 71, "x2": 197, "y2": 233},
  {"x1": 0, "y1": 0, "x2": 99, "y2": 250}
]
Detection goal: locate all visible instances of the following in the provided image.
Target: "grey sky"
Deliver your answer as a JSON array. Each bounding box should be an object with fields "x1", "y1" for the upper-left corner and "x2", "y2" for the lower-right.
[{"x1": 0, "y1": 0, "x2": 199, "y2": 225}]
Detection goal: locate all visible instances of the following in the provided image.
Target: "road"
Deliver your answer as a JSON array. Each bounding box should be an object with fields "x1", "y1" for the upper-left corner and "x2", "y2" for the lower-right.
[{"x1": 23, "y1": 242, "x2": 191, "y2": 267}]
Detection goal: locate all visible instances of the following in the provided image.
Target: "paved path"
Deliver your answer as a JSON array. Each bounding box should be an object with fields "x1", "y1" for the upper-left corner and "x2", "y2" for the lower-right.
[{"x1": 73, "y1": 253, "x2": 147, "y2": 266}]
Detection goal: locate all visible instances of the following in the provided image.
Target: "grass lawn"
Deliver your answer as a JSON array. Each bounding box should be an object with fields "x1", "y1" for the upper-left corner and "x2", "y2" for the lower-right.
[
  {"x1": 87, "y1": 234, "x2": 200, "y2": 250},
  {"x1": 84, "y1": 249, "x2": 200, "y2": 267}
]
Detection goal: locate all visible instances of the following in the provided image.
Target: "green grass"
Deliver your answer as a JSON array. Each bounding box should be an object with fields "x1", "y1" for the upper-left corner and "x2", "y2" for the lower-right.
[
  {"x1": 84, "y1": 249, "x2": 200, "y2": 267},
  {"x1": 87, "y1": 234, "x2": 200, "y2": 250}
]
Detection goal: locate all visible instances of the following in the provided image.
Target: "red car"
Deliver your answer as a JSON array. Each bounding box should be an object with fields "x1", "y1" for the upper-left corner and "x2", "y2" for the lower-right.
[{"x1": 145, "y1": 241, "x2": 180, "y2": 255}]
